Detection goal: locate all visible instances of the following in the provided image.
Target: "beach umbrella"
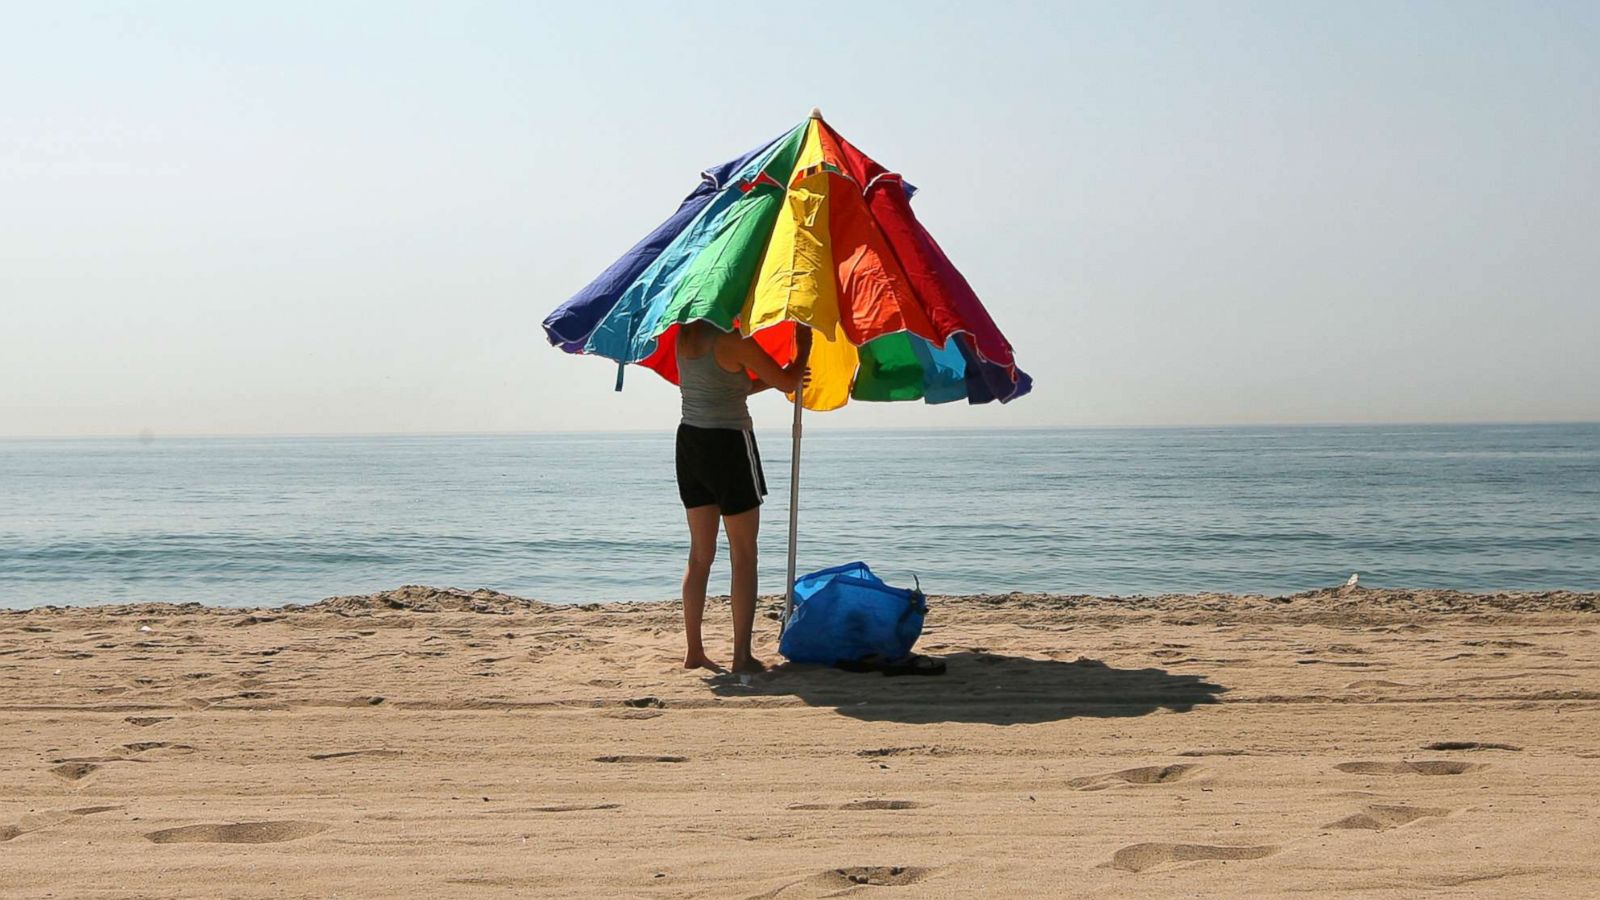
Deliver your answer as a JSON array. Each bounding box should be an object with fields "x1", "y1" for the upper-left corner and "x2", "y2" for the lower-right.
[{"x1": 543, "y1": 109, "x2": 1031, "y2": 622}]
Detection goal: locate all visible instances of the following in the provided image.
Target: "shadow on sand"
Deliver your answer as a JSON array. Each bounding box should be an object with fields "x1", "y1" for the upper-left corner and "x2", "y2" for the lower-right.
[{"x1": 709, "y1": 653, "x2": 1226, "y2": 725}]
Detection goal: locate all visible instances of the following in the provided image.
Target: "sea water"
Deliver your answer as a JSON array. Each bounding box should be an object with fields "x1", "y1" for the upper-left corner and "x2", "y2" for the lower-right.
[{"x1": 2, "y1": 424, "x2": 1597, "y2": 608}]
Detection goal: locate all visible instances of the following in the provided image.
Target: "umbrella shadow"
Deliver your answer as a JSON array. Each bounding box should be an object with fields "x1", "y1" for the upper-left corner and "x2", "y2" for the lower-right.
[{"x1": 709, "y1": 652, "x2": 1226, "y2": 725}]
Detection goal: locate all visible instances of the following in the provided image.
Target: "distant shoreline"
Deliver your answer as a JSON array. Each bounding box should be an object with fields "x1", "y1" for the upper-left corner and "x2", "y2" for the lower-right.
[{"x1": 8, "y1": 584, "x2": 1597, "y2": 622}]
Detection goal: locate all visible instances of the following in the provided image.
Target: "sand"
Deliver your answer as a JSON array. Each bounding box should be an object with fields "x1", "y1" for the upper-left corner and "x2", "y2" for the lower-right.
[{"x1": 3, "y1": 585, "x2": 1600, "y2": 898}]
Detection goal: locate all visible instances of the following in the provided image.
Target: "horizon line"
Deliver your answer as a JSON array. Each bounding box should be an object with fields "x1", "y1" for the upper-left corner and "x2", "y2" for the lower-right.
[{"x1": 3, "y1": 417, "x2": 1598, "y2": 441}]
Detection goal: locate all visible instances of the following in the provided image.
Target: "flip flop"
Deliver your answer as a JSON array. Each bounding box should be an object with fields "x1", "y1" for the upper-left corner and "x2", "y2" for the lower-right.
[{"x1": 881, "y1": 654, "x2": 945, "y2": 677}]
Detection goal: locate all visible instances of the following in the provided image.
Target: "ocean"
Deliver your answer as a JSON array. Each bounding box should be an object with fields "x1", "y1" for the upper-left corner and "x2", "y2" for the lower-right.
[{"x1": 2, "y1": 424, "x2": 1597, "y2": 608}]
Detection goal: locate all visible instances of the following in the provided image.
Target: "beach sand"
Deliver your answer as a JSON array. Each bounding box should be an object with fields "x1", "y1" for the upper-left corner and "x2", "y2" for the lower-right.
[{"x1": 4, "y1": 586, "x2": 1599, "y2": 898}]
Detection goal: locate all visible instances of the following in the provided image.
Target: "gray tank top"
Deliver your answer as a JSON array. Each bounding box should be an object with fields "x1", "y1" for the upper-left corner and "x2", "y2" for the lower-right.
[{"x1": 679, "y1": 346, "x2": 753, "y2": 430}]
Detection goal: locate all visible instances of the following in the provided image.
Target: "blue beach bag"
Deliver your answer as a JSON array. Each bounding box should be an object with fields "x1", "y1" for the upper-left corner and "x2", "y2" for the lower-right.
[{"x1": 778, "y1": 562, "x2": 927, "y2": 665}]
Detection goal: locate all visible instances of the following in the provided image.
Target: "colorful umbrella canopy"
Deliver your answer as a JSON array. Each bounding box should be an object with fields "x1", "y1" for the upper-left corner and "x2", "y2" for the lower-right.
[{"x1": 543, "y1": 111, "x2": 1031, "y2": 410}]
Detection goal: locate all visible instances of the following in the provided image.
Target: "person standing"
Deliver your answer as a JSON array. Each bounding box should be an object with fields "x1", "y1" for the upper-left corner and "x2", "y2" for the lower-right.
[{"x1": 674, "y1": 322, "x2": 811, "y2": 673}]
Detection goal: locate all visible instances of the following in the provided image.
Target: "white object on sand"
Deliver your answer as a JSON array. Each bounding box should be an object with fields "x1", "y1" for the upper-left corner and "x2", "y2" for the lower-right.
[
  {"x1": 138, "y1": 625, "x2": 153, "y2": 632},
  {"x1": 1345, "y1": 573, "x2": 1359, "y2": 588}
]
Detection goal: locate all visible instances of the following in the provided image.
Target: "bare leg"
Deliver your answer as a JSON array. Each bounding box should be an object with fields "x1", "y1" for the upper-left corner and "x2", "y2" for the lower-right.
[
  {"x1": 682, "y1": 504, "x2": 722, "y2": 671},
  {"x1": 722, "y1": 506, "x2": 764, "y2": 673}
]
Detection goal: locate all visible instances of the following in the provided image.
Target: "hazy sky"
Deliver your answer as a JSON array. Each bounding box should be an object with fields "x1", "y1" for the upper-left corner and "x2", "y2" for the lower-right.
[{"x1": 2, "y1": 1, "x2": 1596, "y2": 437}]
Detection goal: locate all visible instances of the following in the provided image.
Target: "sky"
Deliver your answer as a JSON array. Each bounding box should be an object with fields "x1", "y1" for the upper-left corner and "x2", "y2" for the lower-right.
[{"x1": 2, "y1": 0, "x2": 1597, "y2": 437}]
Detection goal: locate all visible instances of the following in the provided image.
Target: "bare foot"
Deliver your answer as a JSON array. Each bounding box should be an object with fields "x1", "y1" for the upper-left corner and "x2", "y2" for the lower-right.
[
  {"x1": 732, "y1": 655, "x2": 767, "y2": 675},
  {"x1": 684, "y1": 652, "x2": 724, "y2": 672}
]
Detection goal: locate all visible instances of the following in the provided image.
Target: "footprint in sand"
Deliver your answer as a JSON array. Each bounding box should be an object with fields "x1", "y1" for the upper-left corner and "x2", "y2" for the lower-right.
[
  {"x1": 230, "y1": 614, "x2": 280, "y2": 627},
  {"x1": 593, "y1": 754, "x2": 687, "y2": 764},
  {"x1": 145, "y1": 821, "x2": 328, "y2": 844},
  {"x1": 123, "y1": 741, "x2": 196, "y2": 755},
  {"x1": 1422, "y1": 741, "x2": 1521, "y2": 752},
  {"x1": 743, "y1": 865, "x2": 936, "y2": 898},
  {"x1": 307, "y1": 749, "x2": 403, "y2": 761},
  {"x1": 609, "y1": 709, "x2": 665, "y2": 720},
  {"x1": 1067, "y1": 764, "x2": 1199, "y2": 791},
  {"x1": 50, "y1": 762, "x2": 101, "y2": 781},
  {"x1": 470, "y1": 800, "x2": 620, "y2": 816},
  {"x1": 1326, "y1": 804, "x2": 1450, "y2": 831},
  {"x1": 839, "y1": 799, "x2": 924, "y2": 811},
  {"x1": 1107, "y1": 843, "x2": 1279, "y2": 873},
  {"x1": 787, "y1": 799, "x2": 926, "y2": 811},
  {"x1": 855, "y1": 746, "x2": 952, "y2": 758},
  {"x1": 826, "y1": 866, "x2": 930, "y2": 887},
  {"x1": 1447, "y1": 672, "x2": 1551, "y2": 685},
  {"x1": 124, "y1": 716, "x2": 173, "y2": 727},
  {"x1": 1335, "y1": 760, "x2": 1481, "y2": 776},
  {"x1": 1, "y1": 806, "x2": 125, "y2": 842},
  {"x1": 339, "y1": 688, "x2": 380, "y2": 704}
]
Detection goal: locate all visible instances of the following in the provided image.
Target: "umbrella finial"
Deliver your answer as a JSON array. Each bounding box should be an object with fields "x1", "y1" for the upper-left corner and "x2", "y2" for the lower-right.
[{"x1": 809, "y1": 106, "x2": 823, "y2": 120}]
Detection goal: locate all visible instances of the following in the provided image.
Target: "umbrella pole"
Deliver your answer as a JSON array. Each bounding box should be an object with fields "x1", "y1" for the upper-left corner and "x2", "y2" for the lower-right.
[{"x1": 782, "y1": 388, "x2": 802, "y2": 631}]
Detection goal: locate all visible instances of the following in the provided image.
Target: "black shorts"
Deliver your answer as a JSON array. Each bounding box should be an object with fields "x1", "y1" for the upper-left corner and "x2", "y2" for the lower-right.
[{"x1": 676, "y1": 423, "x2": 767, "y2": 515}]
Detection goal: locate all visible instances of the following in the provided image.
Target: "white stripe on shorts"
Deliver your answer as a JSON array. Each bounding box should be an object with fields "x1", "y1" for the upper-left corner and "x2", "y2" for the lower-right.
[{"x1": 741, "y1": 430, "x2": 763, "y2": 505}]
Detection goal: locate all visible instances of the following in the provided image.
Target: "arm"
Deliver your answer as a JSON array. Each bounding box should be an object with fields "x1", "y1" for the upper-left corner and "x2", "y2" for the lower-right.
[
  {"x1": 747, "y1": 366, "x2": 812, "y2": 394},
  {"x1": 726, "y1": 327, "x2": 812, "y2": 394}
]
